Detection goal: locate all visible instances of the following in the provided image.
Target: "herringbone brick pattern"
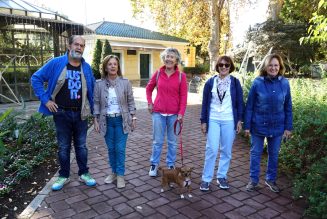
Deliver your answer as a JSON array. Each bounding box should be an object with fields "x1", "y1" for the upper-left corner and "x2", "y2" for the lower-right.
[{"x1": 30, "y1": 105, "x2": 305, "y2": 219}]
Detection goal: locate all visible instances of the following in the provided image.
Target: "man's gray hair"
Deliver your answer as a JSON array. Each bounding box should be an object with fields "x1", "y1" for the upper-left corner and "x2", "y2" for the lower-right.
[
  {"x1": 68, "y1": 35, "x2": 85, "y2": 45},
  {"x1": 160, "y1": 47, "x2": 182, "y2": 65}
]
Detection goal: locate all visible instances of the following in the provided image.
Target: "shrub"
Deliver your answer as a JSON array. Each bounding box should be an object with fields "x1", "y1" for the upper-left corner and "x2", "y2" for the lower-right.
[
  {"x1": 0, "y1": 111, "x2": 57, "y2": 196},
  {"x1": 237, "y1": 72, "x2": 256, "y2": 103},
  {"x1": 278, "y1": 78, "x2": 327, "y2": 218},
  {"x1": 197, "y1": 71, "x2": 216, "y2": 98},
  {"x1": 102, "y1": 39, "x2": 112, "y2": 60},
  {"x1": 91, "y1": 39, "x2": 103, "y2": 79},
  {"x1": 298, "y1": 65, "x2": 311, "y2": 77},
  {"x1": 183, "y1": 63, "x2": 209, "y2": 75},
  {"x1": 293, "y1": 157, "x2": 327, "y2": 218},
  {"x1": 228, "y1": 75, "x2": 327, "y2": 217}
]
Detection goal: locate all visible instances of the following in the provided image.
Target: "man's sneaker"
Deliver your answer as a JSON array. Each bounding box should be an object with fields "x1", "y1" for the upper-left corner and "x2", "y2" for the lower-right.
[
  {"x1": 265, "y1": 180, "x2": 280, "y2": 193},
  {"x1": 117, "y1": 176, "x2": 125, "y2": 189},
  {"x1": 200, "y1": 181, "x2": 210, "y2": 191},
  {"x1": 246, "y1": 181, "x2": 258, "y2": 192},
  {"x1": 149, "y1": 165, "x2": 158, "y2": 177},
  {"x1": 168, "y1": 166, "x2": 175, "y2": 170},
  {"x1": 79, "y1": 173, "x2": 96, "y2": 186},
  {"x1": 217, "y1": 178, "x2": 230, "y2": 189},
  {"x1": 104, "y1": 173, "x2": 117, "y2": 184},
  {"x1": 51, "y1": 177, "x2": 70, "y2": 191}
]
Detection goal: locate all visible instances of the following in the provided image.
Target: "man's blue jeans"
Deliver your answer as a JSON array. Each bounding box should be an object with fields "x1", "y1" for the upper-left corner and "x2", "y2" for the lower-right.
[
  {"x1": 104, "y1": 116, "x2": 128, "y2": 176},
  {"x1": 150, "y1": 113, "x2": 177, "y2": 167},
  {"x1": 249, "y1": 134, "x2": 283, "y2": 184},
  {"x1": 202, "y1": 119, "x2": 235, "y2": 182},
  {"x1": 53, "y1": 109, "x2": 89, "y2": 178}
]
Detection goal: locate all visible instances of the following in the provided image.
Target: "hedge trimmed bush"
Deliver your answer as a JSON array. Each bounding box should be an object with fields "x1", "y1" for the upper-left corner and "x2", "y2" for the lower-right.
[
  {"x1": 279, "y1": 78, "x2": 327, "y2": 218},
  {"x1": 183, "y1": 64, "x2": 209, "y2": 75}
]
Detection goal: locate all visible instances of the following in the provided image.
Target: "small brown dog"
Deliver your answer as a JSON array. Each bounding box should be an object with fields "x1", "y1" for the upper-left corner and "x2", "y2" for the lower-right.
[{"x1": 158, "y1": 166, "x2": 194, "y2": 199}]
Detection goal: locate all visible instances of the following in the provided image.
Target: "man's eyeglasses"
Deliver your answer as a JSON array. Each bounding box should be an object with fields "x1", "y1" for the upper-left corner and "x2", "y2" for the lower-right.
[
  {"x1": 218, "y1": 63, "x2": 230, "y2": 68},
  {"x1": 73, "y1": 42, "x2": 85, "y2": 48}
]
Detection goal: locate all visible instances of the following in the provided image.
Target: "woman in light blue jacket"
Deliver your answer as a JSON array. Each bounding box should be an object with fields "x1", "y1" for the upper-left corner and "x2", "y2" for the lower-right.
[{"x1": 244, "y1": 54, "x2": 293, "y2": 193}]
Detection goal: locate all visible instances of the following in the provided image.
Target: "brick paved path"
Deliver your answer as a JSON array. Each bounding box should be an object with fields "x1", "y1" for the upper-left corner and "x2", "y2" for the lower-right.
[{"x1": 29, "y1": 105, "x2": 305, "y2": 219}]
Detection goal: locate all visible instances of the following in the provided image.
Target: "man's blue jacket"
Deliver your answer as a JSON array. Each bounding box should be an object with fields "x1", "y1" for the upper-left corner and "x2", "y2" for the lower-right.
[{"x1": 31, "y1": 53, "x2": 95, "y2": 115}]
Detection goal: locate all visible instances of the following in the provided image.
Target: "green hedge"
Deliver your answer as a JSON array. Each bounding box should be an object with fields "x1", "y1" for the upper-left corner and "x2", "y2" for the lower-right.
[
  {"x1": 227, "y1": 75, "x2": 327, "y2": 218},
  {"x1": 279, "y1": 79, "x2": 327, "y2": 218},
  {"x1": 0, "y1": 66, "x2": 40, "y2": 84},
  {"x1": 183, "y1": 64, "x2": 209, "y2": 75}
]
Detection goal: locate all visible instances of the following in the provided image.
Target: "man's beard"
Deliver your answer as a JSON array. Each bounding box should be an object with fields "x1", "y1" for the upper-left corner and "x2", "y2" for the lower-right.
[{"x1": 70, "y1": 50, "x2": 83, "y2": 60}]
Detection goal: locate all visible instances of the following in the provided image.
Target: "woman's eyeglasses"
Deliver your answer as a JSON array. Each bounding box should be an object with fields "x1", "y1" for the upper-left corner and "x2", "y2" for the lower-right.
[{"x1": 218, "y1": 63, "x2": 230, "y2": 68}]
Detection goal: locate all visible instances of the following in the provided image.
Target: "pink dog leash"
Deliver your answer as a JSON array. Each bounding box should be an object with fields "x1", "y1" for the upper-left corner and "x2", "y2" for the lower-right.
[{"x1": 174, "y1": 119, "x2": 184, "y2": 166}]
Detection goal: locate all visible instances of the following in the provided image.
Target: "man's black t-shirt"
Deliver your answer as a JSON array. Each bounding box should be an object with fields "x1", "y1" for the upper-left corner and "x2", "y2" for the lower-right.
[{"x1": 55, "y1": 63, "x2": 82, "y2": 108}]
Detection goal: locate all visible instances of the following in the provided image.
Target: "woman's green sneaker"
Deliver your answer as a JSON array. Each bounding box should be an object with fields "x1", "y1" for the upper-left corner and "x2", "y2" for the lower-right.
[
  {"x1": 79, "y1": 173, "x2": 96, "y2": 186},
  {"x1": 52, "y1": 177, "x2": 70, "y2": 191}
]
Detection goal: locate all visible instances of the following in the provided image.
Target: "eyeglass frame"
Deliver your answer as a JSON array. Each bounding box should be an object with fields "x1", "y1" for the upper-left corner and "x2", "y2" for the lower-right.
[{"x1": 218, "y1": 63, "x2": 231, "y2": 68}]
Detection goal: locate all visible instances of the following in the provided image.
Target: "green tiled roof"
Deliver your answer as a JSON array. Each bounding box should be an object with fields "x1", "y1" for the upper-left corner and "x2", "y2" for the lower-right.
[{"x1": 87, "y1": 21, "x2": 188, "y2": 43}]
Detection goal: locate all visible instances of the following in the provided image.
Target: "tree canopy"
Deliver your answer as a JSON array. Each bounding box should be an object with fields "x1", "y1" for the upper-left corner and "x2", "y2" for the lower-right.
[
  {"x1": 300, "y1": 0, "x2": 327, "y2": 44},
  {"x1": 281, "y1": 0, "x2": 327, "y2": 59},
  {"x1": 91, "y1": 39, "x2": 102, "y2": 79},
  {"x1": 130, "y1": 0, "x2": 326, "y2": 68},
  {"x1": 130, "y1": 0, "x2": 235, "y2": 69},
  {"x1": 102, "y1": 39, "x2": 112, "y2": 60},
  {"x1": 130, "y1": 0, "x2": 211, "y2": 57},
  {"x1": 280, "y1": 0, "x2": 324, "y2": 23}
]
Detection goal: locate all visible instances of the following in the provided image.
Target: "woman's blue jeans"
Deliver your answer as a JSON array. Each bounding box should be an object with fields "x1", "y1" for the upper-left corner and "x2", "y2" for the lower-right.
[
  {"x1": 202, "y1": 119, "x2": 235, "y2": 182},
  {"x1": 53, "y1": 109, "x2": 89, "y2": 178},
  {"x1": 150, "y1": 113, "x2": 178, "y2": 167},
  {"x1": 249, "y1": 134, "x2": 283, "y2": 184},
  {"x1": 104, "y1": 116, "x2": 128, "y2": 176}
]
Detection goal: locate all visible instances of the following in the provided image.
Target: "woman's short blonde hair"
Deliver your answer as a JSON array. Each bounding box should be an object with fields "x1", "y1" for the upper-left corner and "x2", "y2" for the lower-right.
[
  {"x1": 101, "y1": 55, "x2": 122, "y2": 78},
  {"x1": 259, "y1": 54, "x2": 285, "y2": 76}
]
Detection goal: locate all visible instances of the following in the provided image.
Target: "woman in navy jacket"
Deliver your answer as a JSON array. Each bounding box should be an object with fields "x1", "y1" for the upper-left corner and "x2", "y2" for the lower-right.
[
  {"x1": 244, "y1": 54, "x2": 293, "y2": 193},
  {"x1": 200, "y1": 56, "x2": 244, "y2": 191}
]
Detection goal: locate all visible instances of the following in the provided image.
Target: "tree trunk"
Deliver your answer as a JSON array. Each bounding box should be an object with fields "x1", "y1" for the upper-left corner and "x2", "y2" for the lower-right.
[
  {"x1": 208, "y1": 0, "x2": 224, "y2": 71},
  {"x1": 267, "y1": 0, "x2": 284, "y2": 21}
]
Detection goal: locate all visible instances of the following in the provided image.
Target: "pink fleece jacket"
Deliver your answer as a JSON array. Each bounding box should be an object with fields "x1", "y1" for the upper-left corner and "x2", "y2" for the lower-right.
[{"x1": 146, "y1": 66, "x2": 188, "y2": 116}]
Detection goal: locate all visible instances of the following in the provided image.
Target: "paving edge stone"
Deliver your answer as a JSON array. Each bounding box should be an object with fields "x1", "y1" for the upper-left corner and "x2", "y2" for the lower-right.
[{"x1": 18, "y1": 125, "x2": 94, "y2": 218}]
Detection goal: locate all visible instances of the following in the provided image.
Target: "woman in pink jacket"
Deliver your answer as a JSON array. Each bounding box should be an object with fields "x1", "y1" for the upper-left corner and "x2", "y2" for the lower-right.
[{"x1": 146, "y1": 47, "x2": 188, "y2": 177}]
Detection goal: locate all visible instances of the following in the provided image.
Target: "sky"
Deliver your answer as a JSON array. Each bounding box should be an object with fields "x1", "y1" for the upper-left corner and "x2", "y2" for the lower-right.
[
  {"x1": 29, "y1": 0, "x2": 157, "y2": 30},
  {"x1": 230, "y1": 0, "x2": 269, "y2": 46},
  {"x1": 27, "y1": 0, "x2": 268, "y2": 47}
]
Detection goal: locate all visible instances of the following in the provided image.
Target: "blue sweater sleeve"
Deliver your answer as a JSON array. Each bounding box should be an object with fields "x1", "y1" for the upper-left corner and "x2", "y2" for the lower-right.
[
  {"x1": 30, "y1": 59, "x2": 54, "y2": 105},
  {"x1": 235, "y1": 78, "x2": 244, "y2": 122},
  {"x1": 84, "y1": 63, "x2": 95, "y2": 115},
  {"x1": 244, "y1": 80, "x2": 256, "y2": 130},
  {"x1": 284, "y1": 80, "x2": 293, "y2": 131},
  {"x1": 200, "y1": 80, "x2": 210, "y2": 124}
]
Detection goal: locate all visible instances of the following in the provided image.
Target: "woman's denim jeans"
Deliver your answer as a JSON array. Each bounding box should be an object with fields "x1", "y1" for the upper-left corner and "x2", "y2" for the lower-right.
[
  {"x1": 53, "y1": 109, "x2": 89, "y2": 178},
  {"x1": 202, "y1": 119, "x2": 235, "y2": 182},
  {"x1": 104, "y1": 116, "x2": 128, "y2": 176},
  {"x1": 249, "y1": 134, "x2": 283, "y2": 184},
  {"x1": 150, "y1": 113, "x2": 178, "y2": 167}
]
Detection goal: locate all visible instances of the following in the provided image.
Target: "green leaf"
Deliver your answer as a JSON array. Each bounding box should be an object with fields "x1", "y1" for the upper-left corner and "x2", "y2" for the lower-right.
[
  {"x1": 0, "y1": 108, "x2": 13, "y2": 123},
  {"x1": 318, "y1": 0, "x2": 324, "y2": 9}
]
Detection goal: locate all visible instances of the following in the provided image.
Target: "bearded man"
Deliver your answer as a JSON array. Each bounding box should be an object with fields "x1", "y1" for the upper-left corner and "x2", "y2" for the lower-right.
[{"x1": 31, "y1": 35, "x2": 96, "y2": 191}]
